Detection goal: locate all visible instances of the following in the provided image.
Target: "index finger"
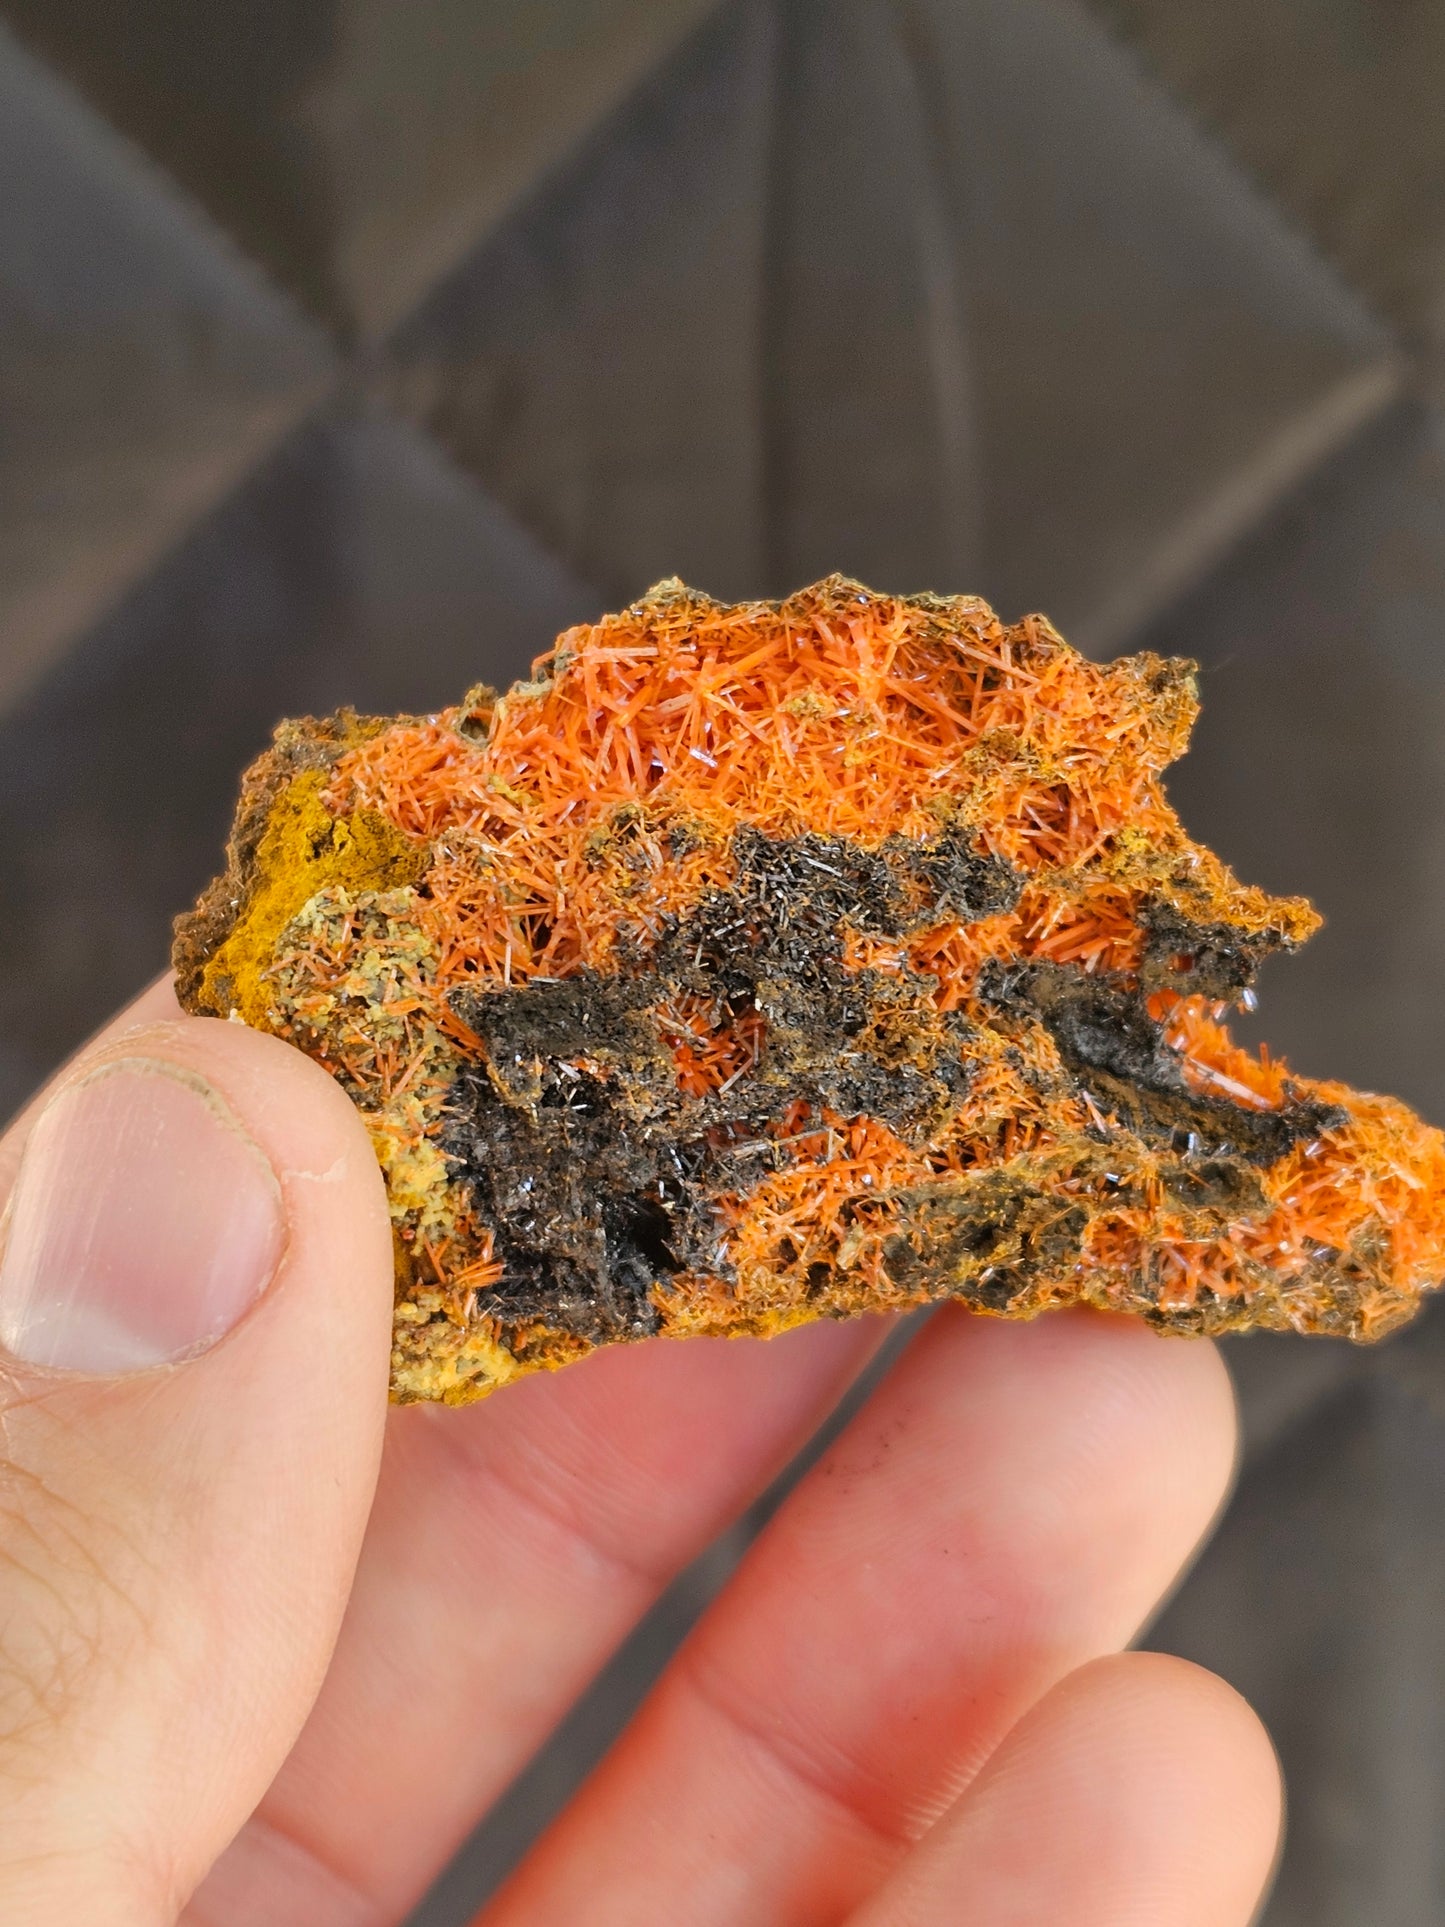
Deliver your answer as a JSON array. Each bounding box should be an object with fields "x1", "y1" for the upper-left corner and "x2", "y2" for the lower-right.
[{"x1": 189, "y1": 1314, "x2": 888, "y2": 1924}]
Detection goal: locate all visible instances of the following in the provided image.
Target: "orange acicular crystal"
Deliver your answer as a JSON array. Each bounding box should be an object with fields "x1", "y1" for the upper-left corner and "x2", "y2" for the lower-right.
[{"x1": 173, "y1": 577, "x2": 1445, "y2": 1400}]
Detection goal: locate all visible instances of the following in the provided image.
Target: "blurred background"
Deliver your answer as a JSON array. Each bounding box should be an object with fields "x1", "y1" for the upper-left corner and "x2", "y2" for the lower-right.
[{"x1": 3, "y1": 1, "x2": 1445, "y2": 1919}]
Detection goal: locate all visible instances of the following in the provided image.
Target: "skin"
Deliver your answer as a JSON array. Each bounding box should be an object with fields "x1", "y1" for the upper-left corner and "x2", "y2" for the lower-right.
[{"x1": 0, "y1": 980, "x2": 1282, "y2": 1925}]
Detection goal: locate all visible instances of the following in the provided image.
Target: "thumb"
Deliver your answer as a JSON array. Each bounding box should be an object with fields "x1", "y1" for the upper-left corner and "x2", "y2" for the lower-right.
[{"x1": 0, "y1": 1001, "x2": 394, "y2": 1922}]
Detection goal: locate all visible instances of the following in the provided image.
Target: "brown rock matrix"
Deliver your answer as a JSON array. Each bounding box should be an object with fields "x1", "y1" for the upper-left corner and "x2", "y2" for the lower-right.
[{"x1": 173, "y1": 577, "x2": 1445, "y2": 1400}]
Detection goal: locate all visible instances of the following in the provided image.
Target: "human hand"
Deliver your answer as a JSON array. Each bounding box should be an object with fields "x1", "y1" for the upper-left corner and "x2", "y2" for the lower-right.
[{"x1": 0, "y1": 983, "x2": 1281, "y2": 1924}]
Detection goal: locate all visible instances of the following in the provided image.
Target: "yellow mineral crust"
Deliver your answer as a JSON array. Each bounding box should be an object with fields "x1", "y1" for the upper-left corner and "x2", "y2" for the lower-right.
[{"x1": 172, "y1": 577, "x2": 1445, "y2": 1401}]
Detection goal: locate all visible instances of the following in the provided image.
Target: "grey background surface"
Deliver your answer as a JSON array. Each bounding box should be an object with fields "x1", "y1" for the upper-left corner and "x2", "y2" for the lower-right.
[{"x1": 3, "y1": 2, "x2": 1445, "y2": 1920}]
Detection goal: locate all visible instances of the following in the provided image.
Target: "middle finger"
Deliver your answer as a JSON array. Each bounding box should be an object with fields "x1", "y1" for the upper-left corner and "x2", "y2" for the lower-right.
[{"x1": 487, "y1": 1306, "x2": 1237, "y2": 1925}]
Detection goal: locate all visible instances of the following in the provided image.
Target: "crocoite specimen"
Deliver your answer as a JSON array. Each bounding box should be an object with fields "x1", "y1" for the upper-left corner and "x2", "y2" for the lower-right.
[{"x1": 174, "y1": 577, "x2": 1445, "y2": 1401}]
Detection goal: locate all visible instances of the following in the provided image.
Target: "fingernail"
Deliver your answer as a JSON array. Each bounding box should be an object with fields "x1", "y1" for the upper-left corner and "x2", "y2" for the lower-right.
[{"x1": 0, "y1": 1058, "x2": 285, "y2": 1373}]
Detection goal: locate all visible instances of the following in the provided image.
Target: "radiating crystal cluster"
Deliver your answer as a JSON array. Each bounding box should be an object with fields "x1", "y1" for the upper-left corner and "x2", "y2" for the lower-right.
[{"x1": 174, "y1": 578, "x2": 1445, "y2": 1400}]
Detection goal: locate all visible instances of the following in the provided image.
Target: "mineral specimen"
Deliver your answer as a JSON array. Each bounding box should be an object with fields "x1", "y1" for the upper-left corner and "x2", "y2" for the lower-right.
[{"x1": 173, "y1": 577, "x2": 1445, "y2": 1401}]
